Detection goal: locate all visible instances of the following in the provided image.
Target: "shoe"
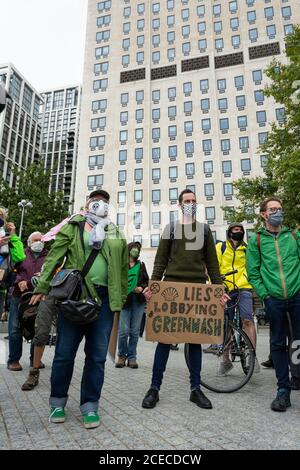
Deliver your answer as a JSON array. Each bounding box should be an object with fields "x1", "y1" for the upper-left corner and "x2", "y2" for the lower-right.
[
  {"x1": 142, "y1": 388, "x2": 159, "y2": 409},
  {"x1": 83, "y1": 411, "x2": 100, "y2": 429},
  {"x1": 190, "y1": 389, "x2": 213, "y2": 409},
  {"x1": 254, "y1": 358, "x2": 261, "y2": 374},
  {"x1": 29, "y1": 360, "x2": 45, "y2": 369},
  {"x1": 204, "y1": 344, "x2": 219, "y2": 354},
  {"x1": 170, "y1": 344, "x2": 179, "y2": 351},
  {"x1": 218, "y1": 361, "x2": 233, "y2": 375},
  {"x1": 115, "y1": 356, "x2": 126, "y2": 368},
  {"x1": 49, "y1": 407, "x2": 66, "y2": 423},
  {"x1": 261, "y1": 359, "x2": 274, "y2": 368},
  {"x1": 21, "y1": 368, "x2": 39, "y2": 391},
  {"x1": 7, "y1": 362, "x2": 22, "y2": 371},
  {"x1": 290, "y1": 376, "x2": 300, "y2": 391},
  {"x1": 271, "y1": 389, "x2": 291, "y2": 412},
  {"x1": 128, "y1": 359, "x2": 138, "y2": 369}
]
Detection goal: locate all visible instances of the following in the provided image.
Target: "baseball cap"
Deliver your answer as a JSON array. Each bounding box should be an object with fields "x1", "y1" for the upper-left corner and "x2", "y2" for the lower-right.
[{"x1": 88, "y1": 189, "x2": 110, "y2": 201}]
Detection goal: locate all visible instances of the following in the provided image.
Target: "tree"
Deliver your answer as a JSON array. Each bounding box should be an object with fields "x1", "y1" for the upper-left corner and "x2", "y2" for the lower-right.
[
  {"x1": 0, "y1": 163, "x2": 69, "y2": 241},
  {"x1": 225, "y1": 26, "x2": 300, "y2": 228}
]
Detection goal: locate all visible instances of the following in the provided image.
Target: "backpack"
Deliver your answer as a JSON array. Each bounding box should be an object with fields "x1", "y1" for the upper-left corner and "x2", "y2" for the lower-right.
[
  {"x1": 219, "y1": 240, "x2": 247, "y2": 256},
  {"x1": 256, "y1": 230, "x2": 297, "y2": 251}
]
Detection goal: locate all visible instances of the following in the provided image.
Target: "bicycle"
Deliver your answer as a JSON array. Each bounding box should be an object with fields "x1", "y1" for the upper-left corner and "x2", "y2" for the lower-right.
[{"x1": 184, "y1": 270, "x2": 256, "y2": 393}]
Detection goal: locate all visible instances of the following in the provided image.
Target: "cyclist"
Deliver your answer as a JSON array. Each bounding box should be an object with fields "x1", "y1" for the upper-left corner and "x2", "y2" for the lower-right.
[{"x1": 216, "y1": 223, "x2": 260, "y2": 374}]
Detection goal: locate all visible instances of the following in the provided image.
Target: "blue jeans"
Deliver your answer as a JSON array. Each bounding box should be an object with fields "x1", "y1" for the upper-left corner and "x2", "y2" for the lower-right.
[
  {"x1": 7, "y1": 296, "x2": 33, "y2": 365},
  {"x1": 50, "y1": 287, "x2": 113, "y2": 414},
  {"x1": 264, "y1": 293, "x2": 300, "y2": 390},
  {"x1": 118, "y1": 296, "x2": 145, "y2": 361},
  {"x1": 151, "y1": 343, "x2": 202, "y2": 391}
]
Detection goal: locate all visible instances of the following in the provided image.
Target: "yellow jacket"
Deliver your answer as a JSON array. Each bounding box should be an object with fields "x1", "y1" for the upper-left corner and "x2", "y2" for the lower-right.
[{"x1": 216, "y1": 240, "x2": 252, "y2": 291}]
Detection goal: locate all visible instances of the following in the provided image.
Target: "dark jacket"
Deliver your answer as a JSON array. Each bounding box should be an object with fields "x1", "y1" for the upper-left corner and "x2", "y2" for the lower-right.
[
  {"x1": 13, "y1": 247, "x2": 48, "y2": 297},
  {"x1": 123, "y1": 261, "x2": 149, "y2": 309}
]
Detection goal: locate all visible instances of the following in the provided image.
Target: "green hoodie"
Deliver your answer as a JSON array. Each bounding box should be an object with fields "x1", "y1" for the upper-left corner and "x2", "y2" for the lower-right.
[
  {"x1": 246, "y1": 226, "x2": 300, "y2": 301},
  {"x1": 34, "y1": 215, "x2": 128, "y2": 312},
  {"x1": 9, "y1": 234, "x2": 26, "y2": 264}
]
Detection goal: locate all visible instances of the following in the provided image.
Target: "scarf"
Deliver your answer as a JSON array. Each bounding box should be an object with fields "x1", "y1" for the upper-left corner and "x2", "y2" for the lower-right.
[{"x1": 85, "y1": 213, "x2": 110, "y2": 250}]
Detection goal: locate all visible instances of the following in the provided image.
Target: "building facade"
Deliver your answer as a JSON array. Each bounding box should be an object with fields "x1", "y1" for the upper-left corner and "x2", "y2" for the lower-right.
[
  {"x1": 0, "y1": 63, "x2": 42, "y2": 186},
  {"x1": 39, "y1": 86, "x2": 82, "y2": 209},
  {"x1": 75, "y1": 0, "x2": 300, "y2": 267}
]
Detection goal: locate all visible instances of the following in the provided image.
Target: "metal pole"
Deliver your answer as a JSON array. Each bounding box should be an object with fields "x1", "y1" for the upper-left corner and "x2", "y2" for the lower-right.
[{"x1": 19, "y1": 205, "x2": 25, "y2": 239}]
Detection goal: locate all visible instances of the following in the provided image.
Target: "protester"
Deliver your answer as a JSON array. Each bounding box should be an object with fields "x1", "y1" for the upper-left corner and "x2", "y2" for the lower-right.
[
  {"x1": 30, "y1": 190, "x2": 128, "y2": 429},
  {"x1": 247, "y1": 197, "x2": 300, "y2": 411}
]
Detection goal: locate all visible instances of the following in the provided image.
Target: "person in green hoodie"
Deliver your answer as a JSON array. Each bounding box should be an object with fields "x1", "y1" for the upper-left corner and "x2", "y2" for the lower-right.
[
  {"x1": 30, "y1": 190, "x2": 128, "y2": 429},
  {"x1": 246, "y1": 197, "x2": 300, "y2": 412}
]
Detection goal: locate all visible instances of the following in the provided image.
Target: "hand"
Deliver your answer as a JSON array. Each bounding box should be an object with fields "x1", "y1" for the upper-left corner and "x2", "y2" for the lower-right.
[
  {"x1": 29, "y1": 293, "x2": 46, "y2": 305},
  {"x1": 0, "y1": 236, "x2": 10, "y2": 247},
  {"x1": 142, "y1": 287, "x2": 152, "y2": 302},
  {"x1": 18, "y1": 281, "x2": 28, "y2": 292},
  {"x1": 134, "y1": 287, "x2": 143, "y2": 294},
  {"x1": 5, "y1": 222, "x2": 16, "y2": 235},
  {"x1": 220, "y1": 293, "x2": 231, "y2": 308}
]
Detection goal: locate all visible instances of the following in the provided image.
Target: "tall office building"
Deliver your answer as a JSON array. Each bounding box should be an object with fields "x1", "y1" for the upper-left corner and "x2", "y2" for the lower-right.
[
  {"x1": 39, "y1": 86, "x2": 82, "y2": 209},
  {"x1": 0, "y1": 63, "x2": 42, "y2": 186},
  {"x1": 76, "y1": 0, "x2": 300, "y2": 266}
]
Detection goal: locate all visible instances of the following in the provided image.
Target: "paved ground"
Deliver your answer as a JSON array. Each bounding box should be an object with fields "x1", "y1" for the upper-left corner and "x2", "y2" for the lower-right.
[{"x1": 0, "y1": 328, "x2": 300, "y2": 450}]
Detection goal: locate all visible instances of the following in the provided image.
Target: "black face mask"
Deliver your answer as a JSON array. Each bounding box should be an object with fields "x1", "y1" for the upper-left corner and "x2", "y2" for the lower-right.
[{"x1": 230, "y1": 232, "x2": 244, "y2": 242}]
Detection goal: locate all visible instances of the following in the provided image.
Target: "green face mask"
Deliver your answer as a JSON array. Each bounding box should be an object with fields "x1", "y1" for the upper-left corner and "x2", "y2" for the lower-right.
[{"x1": 130, "y1": 248, "x2": 140, "y2": 259}]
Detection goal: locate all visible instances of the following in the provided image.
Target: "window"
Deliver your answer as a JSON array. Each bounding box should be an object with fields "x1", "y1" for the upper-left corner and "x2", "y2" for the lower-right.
[
  {"x1": 185, "y1": 163, "x2": 195, "y2": 176},
  {"x1": 206, "y1": 207, "x2": 215, "y2": 220},
  {"x1": 152, "y1": 18, "x2": 160, "y2": 30},
  {"x1": 123, "y1": 22, "x2": 130, "y2": 34},
  {"x1": 119, "y1": 130, "x2": 128, "y2": 143},
  {"x1": 204, "y1": 161, "x2": 213, "y2": 174},
  {"x1": 137, "y1": 3, "x2": 145, "y2": 15},
  {"x1": 256, "y1": 110, "x2": 267, "y2": 125},
  {"x1": 202, "y1": 118, "x2": 211, "y2": 132},
  {"x1": 182, "y1": 42, "x2": 191, "y2": 55},
  {"x1": 239, "y1": 136, "x2": 249, "y2": 150},
  {"x1": 220, "y1": 118, "x2": 229, "y2": 131},
  {"x1": 97, "y1": 1, "x2": 111, "y2": 13},
  {"x1": 184, "y1": 121, "x2": 193, "y2": 135},
  {"x1": 118, "y1": 191, "x2": 126, "y2": 205},
  {"x1": 246, "y1": 0, "x2": 255, "y2": 6},
  {"x1": 168, "y1": 125, "x2": 177, "y2": 139},
  {"x1": 249, "y1": 28, "x2": 258, "y2": 42},
  {"x1": 152, "y1": 89, "x2": 160, "y2": 103},
  {"x1": 152, "y1": 51, "x2": 160, "y2": 63},
  {"x1": 197, "y1": 4, "x2": 205, "y2": 17},
  {"x1": 87, "y1": 174, "x2": 104, "y2": 187},
  {"x1": 217, "y1": 79, "x2": 226, "y2": 92},
  {"x1": 119, "y1": 149, "x2": 127, "y2": 162},
  {"x1": 258, "y1": 132, "x2": 268, "y2": 145},
  {"x1": 252, "y1": 70, "x2": 262, "y2": 84},
  {"x1": 152, "y1": 190, "x2": 161, "y2": 203},
  {"x1": 152, "y1": 3, "x2": 160, "y2": 14},
  {"x1": 198, "y1": 21, "x2": 206, "y2": 34},
  {"x1": 121, "y1": 93, "x2": 129, "y2": 106},
  {"x1": 169, "y1": 145, "x2": 177, "y2": 159},
  {"x1": 234, "y1": 75, "x2": 244, "y2": 89},
  {"x1": 183, "y1": 82, "x2": 192, "y2": 96},
  {"x1": 152, "y1": 212, "x2": 161, "y2": 226},
  {"x1": 167, "y1": 15, "x2": 175, "y2": 27},
  {"x1": 97, "y1": 15, "x2": 111, "y2": 27},
  {"x1": 135, "y1": 109, "x2": 144, "y2": 123},
  {"x1": 135, "y1": 128, "x2": 144, "y2": 141},
  {"x1": 152, "y1": 169, "x2": 161, "y2": 181},
  {"x1": 152, "y1": 147, "x2": 161, "y2": 161},
  {"x1": 134, "y1": 190, "x2": 143, "y2": 203},
  {"x1": 276, "y1": 107, "x2": 285, "y2": 123},
  {"x1": 93, "y1": 78, "x2": 108, "y2": 92},
  {"x1": 137, "y1": 35, "x2": 144, "y2": 47},
  {"x1": 167, "y1": 0, "x2": 174, "y2": 11},
  {"x1": 95, "y1": 46, "x2": 109, "y2": 59},
  {"x1": 92, "y1": 99, "x2": 107, "y2": 112},
  {"x1": 232, "y1": 35, "x2": 240, "y2": 47},
  {"x1": 282, "y1": 6, "x2": 291, "y2": 20},
  {"x1": 135, "y1": 148, "x2": 143, "y2": 161},
  {"x1": 224, "y1": 183, "x2": 233, "y2": 196},
  {"x1": 151, "y1": 235, "x2": 160, "y2": 248},
  {"x1": 134, "y1": 212, "x2": 142, "y2": 227},
  {"x1": 167, "y1": 48, "x2": 176, "y2": 61},
  {"x1": 152, "y1": 108, "x2": 161, "y2": 121},
  {"x1": 136, "y1": 51, "x2": 144, "y2": 63},
  {"x1": 284, "y1": 24, "x2": 294, "y2": 36},
  {"x1": 265, "y1": 6, "x2": 274, "y2": 20},
  {"x1": 168, "y1": 106, "x2": 176, "y2": 119},
  {"x1": 91, "y1": 117, "x2": 106, "y2": 131},
  {"x1": 218, "y1": 98, "x2": 228, "y2": 111},
  {"x1": 169, "y1": 166, "x2": 178, "y2": 179},
  {"x1": 170, "y1": 210, "x2": 178, "y2": 224},
  {"x1": 214, "y1": 21, "x2": 222, "y2": 33},
  {"x1": 213, "y1": 4, "x2": 221, "y2": 16},
  {"x1": 90, "y1": 135, "x2": 105, "y2": 149},
  {"x1": 201, "y1": 98, "x2": 210, "y2": 113},
  {"x1": 169, "y1": 188, "x2": 178, "y2": 202},
  {"x1": 96, "y1": 30, "x2": 110, "y2": 42},
  {"x1": 122, "y1": 55, "x2": 130, "y2": 67},
  {"x1": 198, "y1": 39, "x2": 207, "y2": 52},
  {"x1": 123, "y1": 6, "x2": 131, "y2": 18},
  {"x1": 222, "y1": 161, "x2": 232, "y2": 174},
  {"x1": 229, "y1": 1, "x2": 238, "y2": 13},
  {"x1": 236, "y1": 95, "x2": 246, "y2": 108},
  {"x1": 254, "y1": 90, "x2": 264, "y2": 104},
  {"x1": 135, "y1": 168, "x2": 143, "y2": 182},
  {"x1": 230, "y1": 17, "x2": 239, "y2": 30},
  {"x1": 260, "y1": 155, "x2": 268, "y2": 168},
  {"x1": 152, "y1": 34, "x2": 160, "y2": 47},
  {"x1": 118, "y1": 170, "x2": 127, "y2": 182},
  {"x1": 185, "y1": 141, "x2": 194, "y2": 155},
  {"x1": 238, "y1": 115, "x2": 247, "y2": 129},
  {"x1": 152, "y1": 128, "x2": 160, "y2": 141},
  {"x1": 247, "y1": 10, "x2": 256, "y2": 23},
  {"x1": 181, "y1": 8, "x2": 189, "y2": 20},
  {"x1": 221, "y1": 139, "x2": 231, "y2": 153},
  {"x1": 215, "y1": 38, "x2": 224, "y2": 50},
  {"x1": 204, "y1": 183, "x2": 214, "y2": 197},
  {"x1": 89, "y1": 154, "x2": 104, "y2": 168},
  {"x1": 184, "y1": 101, "x2": 193, "y2": 115},
  {"x1": 137, "y1": 19, "x2": 145, "y2": 31},
  {"x1": 167, "y1": 31, "x2": 175, "y2": 44},
  {"x1": 94, "y1": 61, "x2": 109, "y2": 74},
  {"x1": 136, "y1": 90, "x2": 144, "y2": 104},
  {"x1": 267, "y1": 24, "x2": 276, "y2": 38},
  {"x1": 241, "y1": 159, "x2": 251, "y2": 172},
  {"x1": 117, "y1": 213, "x2": 125, "y2": 227},
  {"x1": 168, "y1": 87, "x2": 177, "y2": 100},
  {"x1": 200, "y1": 79, "x2": 209, "y2": 93},
  {"x1": 203, "y1": 139, "x2": 212, "y2": 153}
]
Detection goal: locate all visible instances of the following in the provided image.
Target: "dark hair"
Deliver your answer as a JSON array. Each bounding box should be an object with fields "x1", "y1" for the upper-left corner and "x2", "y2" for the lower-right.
[
  {"x1": 127, "y1": 241, "x2": 141, "y2": 254},
  {"x1": 260, "y1": 197, "x2": 283, "y2": 213},
  {"x1": 178, "y1": 189, "x2": 195, "y2": 204}
]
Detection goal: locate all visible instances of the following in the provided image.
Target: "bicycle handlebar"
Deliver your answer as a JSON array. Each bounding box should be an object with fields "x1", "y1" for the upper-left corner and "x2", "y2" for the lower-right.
[{"x1": 221, "y1": 269, "x2": 238, "y2": 281}]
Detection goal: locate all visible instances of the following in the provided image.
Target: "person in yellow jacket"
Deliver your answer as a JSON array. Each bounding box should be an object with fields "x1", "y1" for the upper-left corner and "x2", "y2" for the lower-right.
[{"x1": 215, "y1": 223, "x2": 260, "y2": 374}]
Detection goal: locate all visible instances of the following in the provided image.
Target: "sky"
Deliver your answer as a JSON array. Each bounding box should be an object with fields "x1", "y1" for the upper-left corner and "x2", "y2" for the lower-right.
[{"x1": 0, "y1": 0, "x2": 88, "y2": 92}]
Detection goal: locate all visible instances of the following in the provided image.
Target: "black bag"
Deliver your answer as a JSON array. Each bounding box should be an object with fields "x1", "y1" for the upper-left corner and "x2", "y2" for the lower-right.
[
  {"x1": 19, "y1": 292, "x2": 39, "y2": 341},
  {"x1": 49, "y1": 249, "x2": 100, "y2": 325}
]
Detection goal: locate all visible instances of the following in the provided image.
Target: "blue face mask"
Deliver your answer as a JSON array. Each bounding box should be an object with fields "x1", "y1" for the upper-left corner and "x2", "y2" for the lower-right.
[{"x1": 268, "y1": 210, "x2": 283, "y2": 227}]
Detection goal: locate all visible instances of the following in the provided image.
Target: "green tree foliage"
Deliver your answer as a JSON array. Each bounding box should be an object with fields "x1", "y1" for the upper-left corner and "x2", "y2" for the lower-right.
[
  {"x1": 225, "y1": 26, "x2": 300, "y2": 228},
  {"x1": 0, "y1": 163, "x2": 68, "y2": 241}
]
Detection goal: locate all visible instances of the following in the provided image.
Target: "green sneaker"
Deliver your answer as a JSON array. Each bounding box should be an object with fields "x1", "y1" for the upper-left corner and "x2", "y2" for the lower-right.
[
  {"x1": 49, "y1": 407, "x2": 66, "y2": 423},
  {"x1": 83, "y1": 411, "x2": 100, "y2": 429}
]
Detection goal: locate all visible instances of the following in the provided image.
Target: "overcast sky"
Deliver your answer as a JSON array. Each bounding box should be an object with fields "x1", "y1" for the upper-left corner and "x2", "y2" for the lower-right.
[{"x1": 0, "y1": 0, "x2": 88, "y2": 91}]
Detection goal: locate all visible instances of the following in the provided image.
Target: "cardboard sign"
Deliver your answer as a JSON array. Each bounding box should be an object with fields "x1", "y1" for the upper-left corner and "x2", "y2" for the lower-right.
[{"x1": 146, "y1": 281, "x2": 224, "y2": 345}]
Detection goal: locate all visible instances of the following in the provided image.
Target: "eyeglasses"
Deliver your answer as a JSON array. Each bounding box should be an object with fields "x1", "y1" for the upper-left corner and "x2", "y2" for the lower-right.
[{"x1": 266, "y1": 207, "x2": 283, "y2": 214}]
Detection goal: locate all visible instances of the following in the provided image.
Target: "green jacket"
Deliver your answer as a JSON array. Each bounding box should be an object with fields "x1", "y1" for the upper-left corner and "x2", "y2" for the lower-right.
[
  {"x1": 246, "y1": 226, "x2": 300, "y2": 301},
  {"x1": 9, "y1": 234, "x2": 26, "y2": 264},
  {"x1": 34, "y1": 215, "x2": 128, "y2": 312}
]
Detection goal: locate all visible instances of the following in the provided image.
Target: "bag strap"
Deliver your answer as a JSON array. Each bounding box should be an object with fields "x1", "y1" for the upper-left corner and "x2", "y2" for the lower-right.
[
  {"x1": 221, "y1": 241, "x2": 226, "y2": 255},
  {"x1": 81, "y1": 249, "x2": 99, "y2": 279}
]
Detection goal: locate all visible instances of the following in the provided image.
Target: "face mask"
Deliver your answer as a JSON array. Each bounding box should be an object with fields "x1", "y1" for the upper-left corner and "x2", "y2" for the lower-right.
[
  {"x1": 268, "y1": 210, "x2": 283, "y2": 227},
  {"x1": 88, "y1": 200, "x2": 109, "y2": 218},
  {"x1": 181, "y1": 203, "x2": 197, "y2": 218},
  {"x1": 0, "y1": 218, "x2": 4, "y2": 228},
  {"x1": 31, "y1": 241, "x2": 44, "y2": 253},
  {"x1": 130, "y1": 248, "x2": 140, "y2": 259},
  {"x1": 230, "y1": 232, "x2": 244, "y2": 242}
]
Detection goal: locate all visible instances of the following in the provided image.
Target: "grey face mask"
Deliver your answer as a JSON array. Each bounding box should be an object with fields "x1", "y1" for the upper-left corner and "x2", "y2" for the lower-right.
[
  {"x1": 181, "y1": 203, "x2": 197, "y2": 217},
  {"x1": 268, "y1": 210, "x2": 284, "y2": 227}
]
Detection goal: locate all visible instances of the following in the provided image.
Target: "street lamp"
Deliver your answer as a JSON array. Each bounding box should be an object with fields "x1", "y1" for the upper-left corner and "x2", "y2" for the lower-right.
[{"x1": 17, "y1": 199, "x2": 32, "y2": 239}]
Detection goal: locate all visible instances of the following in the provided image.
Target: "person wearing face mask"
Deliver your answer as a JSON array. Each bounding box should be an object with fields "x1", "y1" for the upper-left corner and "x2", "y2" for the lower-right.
[
  {"x1": 247, "y1": 197, "x2": 300, "y2": 412},
  {"x1": 116, "y1": 242, "x2": 149, "y2": 369},
  {"x1": 29, "y1": 190, "x2": 128, "y2": 429},
  {"x1": 215, "y1": 223, "x2": 260, "y2": 374},
  {"x1": 7, "y1": 232, "x2": 47, "y2": 371}
]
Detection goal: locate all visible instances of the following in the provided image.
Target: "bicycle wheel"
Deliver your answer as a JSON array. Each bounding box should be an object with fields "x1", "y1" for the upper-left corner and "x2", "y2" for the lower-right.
[{"x1": 184, "y1": 322, "x2": 255, "y2": 393}]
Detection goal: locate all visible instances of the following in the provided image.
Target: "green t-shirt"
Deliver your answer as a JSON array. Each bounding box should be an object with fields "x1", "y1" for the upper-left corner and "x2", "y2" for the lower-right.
[
  {"x1": 83, "y1": 231, "x2": 108, "y2": 286},
  {"x1": 127, "y1": 261, "x2": 141, "y2": 294}
]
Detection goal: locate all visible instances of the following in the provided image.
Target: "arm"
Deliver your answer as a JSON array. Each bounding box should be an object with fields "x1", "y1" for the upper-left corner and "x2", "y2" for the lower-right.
[
  {"x1": 205, "y1": 227, "x2": 222, "y2": 285},
  {"x1": 151, "y1": 225, "x2": 172, "y2": 281},
  {"x1": 246, "y1": 235, "x2": 268, "y2": 301},
  {"x1": 8, "y1": 234, "x2": 26, "y2": 264},
  {"x1": 139, "y1": 262, "x2": 149, "y2": 289}
]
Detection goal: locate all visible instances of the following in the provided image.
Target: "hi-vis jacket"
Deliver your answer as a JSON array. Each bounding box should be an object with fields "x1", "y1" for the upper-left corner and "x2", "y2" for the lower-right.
[{"x1": 216, "y1": 240, "x2": 252, "y2": 291}]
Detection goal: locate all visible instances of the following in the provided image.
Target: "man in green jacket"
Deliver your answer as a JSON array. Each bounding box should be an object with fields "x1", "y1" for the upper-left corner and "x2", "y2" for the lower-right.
[
  {"x1": 30, "y1": 190, "x2": 128, "y2": 429},
  {"x1": 246, "y1": 197, "x2": 300, "y2": 412}
]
